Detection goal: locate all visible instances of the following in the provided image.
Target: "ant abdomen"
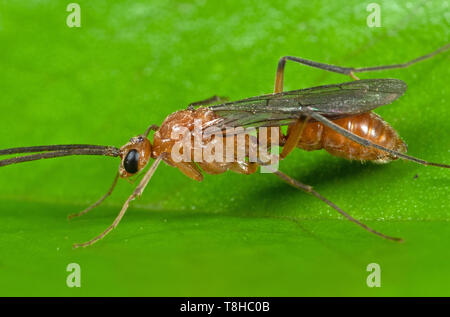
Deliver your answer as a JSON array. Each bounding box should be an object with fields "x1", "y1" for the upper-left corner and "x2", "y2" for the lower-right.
[{"x1": 297, "y1": 112, "x2": 407, "y2": 163}]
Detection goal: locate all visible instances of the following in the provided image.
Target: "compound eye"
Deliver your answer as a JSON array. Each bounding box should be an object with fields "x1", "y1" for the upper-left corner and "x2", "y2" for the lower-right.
[{"x1": 124, "y1": 149, "x2": 140, "y2": 174}]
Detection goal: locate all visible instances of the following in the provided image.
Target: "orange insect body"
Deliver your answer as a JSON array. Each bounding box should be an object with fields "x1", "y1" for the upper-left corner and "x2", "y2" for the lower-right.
[
  {"x1": 151, "y1": 107, "x2": 258, "y2": 181},
  {"x1": 3, "y1": 45, "x2": 447, "y2": 247},
  {"x1": 297, "y1": 111, "x2": 407, "y2": 163},
  {"x1": 123, "y1": 105, "x2": 407, "y2": 184}
]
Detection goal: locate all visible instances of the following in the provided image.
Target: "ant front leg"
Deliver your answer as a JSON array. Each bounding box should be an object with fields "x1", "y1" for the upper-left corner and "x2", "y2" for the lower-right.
[
  {"x1": 68, "y1": 172, "x2": 120, "y2": 220},
  {"x1": 73, "y1": 156, "x2": 164, "y2": 248}
]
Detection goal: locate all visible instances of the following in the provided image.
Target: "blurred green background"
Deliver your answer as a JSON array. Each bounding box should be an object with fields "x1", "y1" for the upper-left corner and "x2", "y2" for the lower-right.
[{"x1": 0, "y1": 0, "x2": 449, "y2": 296}]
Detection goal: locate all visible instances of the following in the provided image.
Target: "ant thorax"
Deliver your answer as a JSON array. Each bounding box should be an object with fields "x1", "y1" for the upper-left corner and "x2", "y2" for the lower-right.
[
  {"x1": 152, "y1": 107, "x2": 217, "y2": 162},
  {"x1": 152, "y1": 107, "x2": 278, "y2": 180}
]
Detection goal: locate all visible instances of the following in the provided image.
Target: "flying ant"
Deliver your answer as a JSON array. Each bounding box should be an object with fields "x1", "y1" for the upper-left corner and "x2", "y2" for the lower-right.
[{"x1": 1, "y1": 44, "x2": 448, "y2": 248}]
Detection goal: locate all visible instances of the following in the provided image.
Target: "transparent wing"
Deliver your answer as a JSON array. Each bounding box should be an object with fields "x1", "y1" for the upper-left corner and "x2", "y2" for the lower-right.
[{"x1": 207, "y1": 78, "x2": 406, "y2": 130}]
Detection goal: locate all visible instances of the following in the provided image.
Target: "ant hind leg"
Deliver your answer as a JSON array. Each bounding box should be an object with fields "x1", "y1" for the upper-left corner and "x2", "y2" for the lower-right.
[
  {"x1": 274, "y1": 44, "x2": 449, "y2": 88},
  {"x1": 273, "y1": 169, "x2": 403, "y2": 242}
]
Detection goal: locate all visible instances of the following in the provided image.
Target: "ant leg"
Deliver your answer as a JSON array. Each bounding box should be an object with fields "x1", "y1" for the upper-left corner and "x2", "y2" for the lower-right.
[
  {"x1": 349, "y1": 72, "x2": 360, "y2": 80},
  {"x1": 68, "y1": 172, "x2": 120, "y2": 220},
  {"x1": 280, "y1": 116, "x2": 310, "y2": 159},
  {"x1": 73, "y1": 156, "x2": 164, "y2": 248},
  {"x1": 173, "y1": 162, "x2": 204, "y2": 182},
  {"x1": 144, "y1": 124, "x2": 159, "y2": 137},
  {"x1": 229, "y1": 162, "x2": 258, "y2": 175},
  {"x1": 275, "y1": 44, "x2": 449, "y2": 88},
  {"x1": 271, "y1": 60, "x2": 288, "y2": 146},
  {"x1": 273, "y1": 169, "x2": 403, "y2": 242},
  {"x1": 273, "y1": 44, "x2": 446, "y2": 157},
  {"x1": 274, "y1": 55, "x2": 309, "y2": 160},
  {"x1": 187, "y1": 95, "x2": 229, "y2": 110}
]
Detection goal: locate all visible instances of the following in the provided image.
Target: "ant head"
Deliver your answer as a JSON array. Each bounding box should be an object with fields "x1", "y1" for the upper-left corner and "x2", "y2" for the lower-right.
[{"x1": 119, "y1": 135, "x2": 152, "y2": 178}]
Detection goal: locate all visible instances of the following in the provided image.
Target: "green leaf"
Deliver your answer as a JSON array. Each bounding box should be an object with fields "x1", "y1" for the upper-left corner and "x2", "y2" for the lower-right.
[{"x1": 0, "y1": 0, "x2": 448, "y2": 296}]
